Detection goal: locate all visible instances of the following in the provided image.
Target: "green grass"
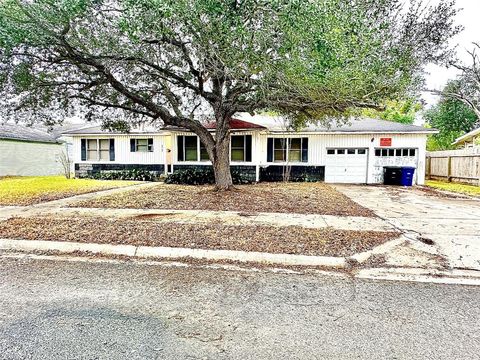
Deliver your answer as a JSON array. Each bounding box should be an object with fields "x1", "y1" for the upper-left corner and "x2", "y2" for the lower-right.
[
  {"x1": 0, "y1": 176, "x2": 139, "y2": 205},
  {"x1": 426, "y1": 180, "x2": 480, "y2": 197}
]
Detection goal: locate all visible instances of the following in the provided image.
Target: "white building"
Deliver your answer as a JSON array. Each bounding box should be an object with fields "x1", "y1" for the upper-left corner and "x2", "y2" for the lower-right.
[
  {"x1": 452, "y1": 127, "x2": 480, "y2": 153},
  {"x1": 65, "y1": 115, "x2": 436, "y2": 185}
]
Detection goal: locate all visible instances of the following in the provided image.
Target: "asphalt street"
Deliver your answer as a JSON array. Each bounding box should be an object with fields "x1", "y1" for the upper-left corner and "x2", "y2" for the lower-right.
[{"x1": 0, "y1": 255, "x2": 479, "y2": 360}]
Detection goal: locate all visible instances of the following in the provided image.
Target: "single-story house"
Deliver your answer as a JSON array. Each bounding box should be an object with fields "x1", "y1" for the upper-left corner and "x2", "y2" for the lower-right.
[
  {"x1": 453, "y1": 127, "x2": 480, "y2": 153},
  {"x1": 0, "y1": 124, "x2": 67, "y2": 176},
  {"x1": 64, "y1": 115, "x2": 436, "y2": 185}
]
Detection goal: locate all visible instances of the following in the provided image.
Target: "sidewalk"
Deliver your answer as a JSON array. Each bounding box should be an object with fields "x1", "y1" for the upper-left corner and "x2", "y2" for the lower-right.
[
  {"x1": 0, "y1": 206, "x2": 395, "y2": 232},
  {"x1": 2, "y1": 182, "x2": 479, "y2": 285},
  {"x1": 0, "y1": 182, "x2": 396, "y2": 231}
]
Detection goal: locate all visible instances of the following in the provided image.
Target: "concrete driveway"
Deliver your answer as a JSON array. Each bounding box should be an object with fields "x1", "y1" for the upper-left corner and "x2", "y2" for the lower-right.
[{"x1": 335, "y1": 185, "x2": 480, "y2": 271}]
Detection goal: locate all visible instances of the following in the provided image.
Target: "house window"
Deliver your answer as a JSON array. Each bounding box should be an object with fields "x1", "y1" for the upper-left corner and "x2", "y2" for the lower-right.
[
  {"x1": 177, "y1": 134, "x2": 252, "y2": 162},
  {"x1": 375, "y1": 148, "x2": 417, "y2": 157},
  {"x1": 200, "y1": 141, "x2": 209, "y2": 161},
  {"x1": 130, "y1": 138, "x2": 153, "y2": 152},
  {"x1": 267, "y1": 137, "x2": 308, "y2": 163},
  {"x1": 177, "y1": 135, "x2": 210, "y2": 162},
  {"x1": 184, "y1": 136, "x2": 198, "y2": 161},
  {"x1": 85, "y1": 139, "x2": 112, "y2": 161},
  {"x1": 99, "y1": 140, "x2": 110, "y2": 161},
  {"x1": 288, "y1": 138, "x2": 302, "y2": 161},
  {"x1": 87, "y1": 139, "x2": 97, "y2": 161},
  {"x1": 274, "y1": 139, "x2": 287, "y2": 162},
  {"x1": 231, "y1": 135, "x2": 252, "y2": 162}
]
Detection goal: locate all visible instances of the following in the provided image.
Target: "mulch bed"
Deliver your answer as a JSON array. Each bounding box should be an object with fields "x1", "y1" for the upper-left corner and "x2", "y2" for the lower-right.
[
  {"x1": 0, "y1": 216, "x2": 399, "y2": 257},
  {"x1": 72, "y1": 182, "x2": 375, "y2": 217}
]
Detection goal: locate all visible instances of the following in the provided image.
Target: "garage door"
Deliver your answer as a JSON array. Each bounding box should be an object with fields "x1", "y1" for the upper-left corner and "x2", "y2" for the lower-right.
[{"x1": 325, "y1": 148, "x2": 368, "y2": 183}]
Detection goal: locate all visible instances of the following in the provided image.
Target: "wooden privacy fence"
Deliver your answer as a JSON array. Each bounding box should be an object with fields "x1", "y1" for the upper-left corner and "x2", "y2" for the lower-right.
[{"x1": 426, "y1": 149, "x2": 480, "y2": 185}]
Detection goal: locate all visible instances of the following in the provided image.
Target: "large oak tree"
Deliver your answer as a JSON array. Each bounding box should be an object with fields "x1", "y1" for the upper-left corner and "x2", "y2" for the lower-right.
[{"x1": 0, "y1": 0, "x2": 459, "y2": 189}]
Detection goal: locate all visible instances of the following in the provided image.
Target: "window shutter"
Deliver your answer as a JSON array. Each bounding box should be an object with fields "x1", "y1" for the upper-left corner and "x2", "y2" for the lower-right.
[
  {"x1": 109, "y1": 139, "x2": 115, "y2": 161},
  {"x1": 148, "y1": 138, "x2": 154, "y2": 152},
  {"x1": 267, "y1": 138, "x2": 273, "y2": 162},
  {"x1": 177, "y1": 136, "x2": 184, "y2": 161},
  {"x1": 245, "y1": 135, "x2": 252, "y2": 162},
  {"x1": 130, "y1": 138, "x2": 136, "y2": 152},
  {"x1": 81, "y1": 139, "x2": 87, "y2": 161},
  {"x1": 301, "y1": 138, "x2": 308, "y2": 162}
]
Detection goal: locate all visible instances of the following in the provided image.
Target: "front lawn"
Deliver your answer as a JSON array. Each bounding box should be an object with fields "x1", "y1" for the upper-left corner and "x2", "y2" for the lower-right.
[
  {"x1": 0, "y1": 176, "x2": 139, "y2": 206},
  {"x1": 426, "y1": 180, "x2": 480, "y2": 197},
  {"x1": 73, "y1": 182, "x2": 375, "y2": 217},
  {"x1": 0, "y1": 216, "x2": 399, "y2": 257}
]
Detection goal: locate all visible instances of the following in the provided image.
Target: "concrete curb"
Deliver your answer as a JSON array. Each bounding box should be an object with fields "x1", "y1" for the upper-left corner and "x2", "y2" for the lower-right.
[
  {"x1": 351, "y1": 236, "x2": 408, "y2": 263},
  {"x1": 356, "y1": 267, "x2": 480, "y2": 286},
  {"x1": 0, "y1": 238, "x2": 346, "y2": 268},
  {"x1": 0, "y1": 238, "x2": 137, "y2": 256}
]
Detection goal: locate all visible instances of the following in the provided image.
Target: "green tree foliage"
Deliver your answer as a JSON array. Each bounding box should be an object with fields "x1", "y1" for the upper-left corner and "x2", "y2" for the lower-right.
[
  {"x1": 361, "y1": 99, "x2": 422, "y2": 124},
  {"x1": 437, "y1": 43, "x2": 480, "y2": 120},
  {"x1": 424, "y1": 81, "x2": 479, "y2": 150},
  {"x1": 0, "y1": 0, "x2": 460, "y2": 188}
]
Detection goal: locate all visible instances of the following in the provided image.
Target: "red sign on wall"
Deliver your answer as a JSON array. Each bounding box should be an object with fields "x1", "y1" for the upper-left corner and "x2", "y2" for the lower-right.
[{"x1": 380, "y1": 138, "x2": 392, "y2": 147}]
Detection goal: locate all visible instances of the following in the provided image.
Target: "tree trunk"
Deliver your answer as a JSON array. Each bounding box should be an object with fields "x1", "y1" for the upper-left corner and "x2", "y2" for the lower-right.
[
  {"x1": 212, "y1": 134, "x2": 233, "y2": 190},
  {"x1": 191, "y1": 113, "x2": 234, "y2": 190}
]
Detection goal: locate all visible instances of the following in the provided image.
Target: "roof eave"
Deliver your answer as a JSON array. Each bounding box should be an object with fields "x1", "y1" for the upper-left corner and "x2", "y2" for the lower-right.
[
  {"x1": 453, "y1": 128, "x2": 480, "y2": 145},
  {"x1": 66, "y1": 132, "x2": 172, "y2": 136},
  {"x1": 265, "y1": 130, "x2": 438, "y2": 135},
  {"x1": 0, "y1": 137, "x2": 61, "y2": 144}
]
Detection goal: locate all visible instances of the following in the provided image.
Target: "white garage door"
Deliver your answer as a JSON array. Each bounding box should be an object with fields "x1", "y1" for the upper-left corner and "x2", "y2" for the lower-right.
[{"x1": 325, "y1": 148, "x2": 368, "y2": 183}]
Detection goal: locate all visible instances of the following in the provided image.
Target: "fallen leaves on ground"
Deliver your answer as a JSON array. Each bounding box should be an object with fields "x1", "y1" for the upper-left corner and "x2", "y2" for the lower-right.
[
  {"x1": 73, "y1": 182, "x2": 375, "y2": 217},
  {"x1": 0, "y1": 216, "x2": 399, "y2": 257}
]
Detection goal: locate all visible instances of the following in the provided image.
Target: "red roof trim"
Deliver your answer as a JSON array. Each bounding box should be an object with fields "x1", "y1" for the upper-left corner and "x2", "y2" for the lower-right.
[{"x1": 204, "y1": 118, "x2": 266, "y2": 130}]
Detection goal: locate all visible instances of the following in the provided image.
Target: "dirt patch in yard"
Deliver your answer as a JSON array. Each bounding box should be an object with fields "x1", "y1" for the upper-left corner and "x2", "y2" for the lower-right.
[
  {"x1": 0, "y1": 216, "x2": 399, "y2": 257},
  {"x1": 72, "y1": 182, "x2": 375, "y2": 217}
]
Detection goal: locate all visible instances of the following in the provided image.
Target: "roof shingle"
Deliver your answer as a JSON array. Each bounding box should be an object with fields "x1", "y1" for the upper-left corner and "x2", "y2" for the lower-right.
[{"x1": 0, "y1": 124, "x2": 59, "y2": 143}]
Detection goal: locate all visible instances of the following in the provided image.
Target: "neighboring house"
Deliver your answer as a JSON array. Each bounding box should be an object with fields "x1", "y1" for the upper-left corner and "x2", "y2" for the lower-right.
[
  {"x1": 452, "y1": 127, "x2": 480, "y2": 153},
  {"x1": 64, "y1": 115, "x2": 436, "y2": 185},
  {"x1": 0, "y1": 124, "x2": 65, "y2": 176}
]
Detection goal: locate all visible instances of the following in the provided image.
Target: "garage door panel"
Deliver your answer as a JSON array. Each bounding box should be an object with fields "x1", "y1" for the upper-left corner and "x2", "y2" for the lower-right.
[{"x1": 325, "y1": 148, "x2": 368, "y2": 184}]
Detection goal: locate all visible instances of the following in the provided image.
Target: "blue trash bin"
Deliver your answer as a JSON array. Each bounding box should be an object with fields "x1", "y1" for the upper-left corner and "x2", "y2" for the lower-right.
[{"x1": 400, "y1": 167, "x2": 415, "y2": 186}]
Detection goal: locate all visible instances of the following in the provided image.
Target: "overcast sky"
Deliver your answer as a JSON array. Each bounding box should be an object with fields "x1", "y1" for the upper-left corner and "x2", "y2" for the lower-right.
[{"x1": 422, "y1": 0, "x2": 480, "y2": 107}]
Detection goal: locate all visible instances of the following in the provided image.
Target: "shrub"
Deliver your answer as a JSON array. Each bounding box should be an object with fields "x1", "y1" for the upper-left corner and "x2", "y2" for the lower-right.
[
  {"x1": 165, "y1": 168, "x2": 252, "y2": 185},
  {"x1": 91, "y1": 169, "x2": 156, "y2": 181}
]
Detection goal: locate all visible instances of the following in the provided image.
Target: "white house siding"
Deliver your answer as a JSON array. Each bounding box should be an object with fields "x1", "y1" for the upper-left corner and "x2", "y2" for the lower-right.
[
  {"x1": 0, "y1": 139, "x2": 65, "y2": 176},
  {"x1": 72, "y1": 135, "x2": 168, "y2": 165},
  {"x1": 72, "y1": 131, "x2": 428, "y2": 185},
  {"x1": 257, "y1": 133, "x2": 428, "y2": 185}
]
